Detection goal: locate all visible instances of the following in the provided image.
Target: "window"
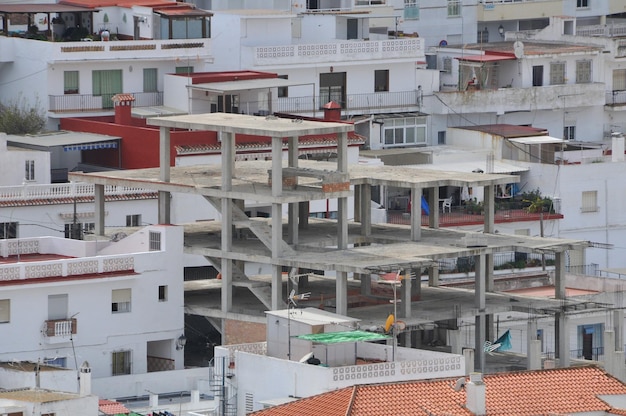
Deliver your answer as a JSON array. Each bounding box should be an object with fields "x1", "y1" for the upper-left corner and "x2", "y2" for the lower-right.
[
  {"x1": 438, "y1": 131, "x2": 446, "y2": 145},
  {"x1": 383, "y1": 117, "x2": 427, "y2": 147},
  {"x1": 158, "y1": 285, "x2": 168, "y2": 302},
  {"x1": 143, "y1": 68, "x2": 158, "y2": 93},
  {"x1": 0, "y1": 299, "x2": 10, "y2": 323},
  {"x1": 25, "y1": 160, "x2": 35, "y2": 181},
  {"x1": 581, "y1": 190, "x2": 598, "y2": 213},
  {"x1": 564, "y1": 125, "x2": 576, "y2": 141},
  {"x1": 613, "y1": 68, "x2": 626, "y2": 91},
  {"x1": 447, "y1": 0, "x2": 461, "y2": 17},
  {"x1": 112, "y1": 350, "x2": 131, "y2": 375},
  {"x1": 64, "y1": 222, "x2": 94, "y2": 239},
  {"x1": 112, "y1": 289, "x2": 131, "y2": 313},
  {"x1": 404, "y1": 0, "x2": 419, "y2": 20},
  {"x1": 277, "y1": 75, "x2": 288, "y2": 98},
  {"x1": 374, "y1": 70, "x2": 389, "y2": 92},
  {"x1": 44, "y1": 357, "x2": 67, "y2": 367},
  {"x1": 319, "y1": 72, "x2": 346, "y2": 108},
  {"x1": 175, "y1": 66, "x2": 194, "y2": 75},
  {"x1": 126, "y1": 214, "x2": 141, "y2": 227},
  {"x1": 64, "y1": 71, "x2": 79, "y2": 94},
  {"x1": 576, "y1": 60, "x2": 591, "y2": 84},
  {"x1": 550, "y1": 62, "x2": 566, "y2": 85},
  {"x1": 442, "y1": 57, "x2": 452, "y2": 73},
  {"x1": 149, "y1": 231, "x2": 161, "y2": 251},
  {"x1": 576, "y1": 0, "x2": 588, "y2": 8},
  {"x1": 0, "y1": 222, "x2": 17, "y2": 239},
  {"x1": 532, "y1": 65, "x2": 543, "y2": 87}
]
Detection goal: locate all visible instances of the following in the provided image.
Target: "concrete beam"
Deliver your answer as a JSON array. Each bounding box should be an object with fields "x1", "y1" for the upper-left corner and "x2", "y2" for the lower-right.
[{"x1": 94, "y1": 184, "x2": 105, "y2": 235}]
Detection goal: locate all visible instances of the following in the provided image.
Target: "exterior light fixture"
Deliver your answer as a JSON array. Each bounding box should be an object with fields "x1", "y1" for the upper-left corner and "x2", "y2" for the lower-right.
[
  {"x1": 175, "y1": 334, "x2": 187, "y2": 350},
  {"x1": 498, "y1": 24, "x2": 504, "y2": 38}
]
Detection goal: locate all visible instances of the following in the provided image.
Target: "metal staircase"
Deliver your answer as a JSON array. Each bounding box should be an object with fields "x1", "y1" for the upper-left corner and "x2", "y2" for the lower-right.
[{"x1": 209, "y1": 356, "x2": 237, "y2": 416}]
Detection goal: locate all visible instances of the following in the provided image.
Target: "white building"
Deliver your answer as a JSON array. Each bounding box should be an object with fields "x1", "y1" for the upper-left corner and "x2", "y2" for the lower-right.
[
  {"x1": 212, "y1": 307, "x2": 465, "y2": 414},
  {"x1": 0, "y1": 224, "x2": 211, "y2": 400}
]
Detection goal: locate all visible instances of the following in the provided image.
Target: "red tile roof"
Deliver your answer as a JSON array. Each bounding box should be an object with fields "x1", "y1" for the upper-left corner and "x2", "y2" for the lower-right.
[
  {"x1": 251, "y1": 366, "x2": 626, "y2": 416},
  {"x1": 99, "y1": 399, "x2": 130, "y2": 415}
]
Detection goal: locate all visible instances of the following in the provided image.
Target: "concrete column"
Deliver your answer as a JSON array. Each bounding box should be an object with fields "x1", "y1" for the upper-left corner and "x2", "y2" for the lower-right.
[
  {"x1": 271, "y1": 264, "x2": 282, "y2": 311},
  {"x1": 287, "y1": 136, "x2": 298, "y2": 245},
  {"x1": 410, "y1": 187, "x2": 421, "y2": 241},
  {"x1": 449, "y1": 329, "x2": 462, "y2": 355},
  {"x1": 360, "y1": 184, "x2": 372, "y2": 237},
  {"x1": 336, "y1": 271, "x2": 348, "y2": 316},
  {"x1": 555, "y1": 251, "x2": 566, "y2": 299},
  {"x1": 527, "y1": 320, "x2": 541, "y2": 370},
  {"x1": 556, "y1": 312, "x2": 570, "y2": 367},
  {"x1": 400, "y1": 271, "x2": 411, "y2": 318},
  {"x1": 428, "y1": 187, "x2": 439, "y2": 229},
  {"x1": 615, "y1": 309, "x2": 624, "y2": 351},
  {"x1": 483, "y1": 184, "x2": 494, "y2": 233},
  {"x1": 220, "y1": 131, "x2": 235, "y2": 314},
  {"x1": 486, "y1": 254, "x2": 494, "y2": 292},
  {"x1": 412, "y1": 268, "x2": 421, "y2": 299},
  {"x1": 338, "y1": 197, "x2": 348, "y2": 250},
  {"x1": 428, "y1": 265, "x2": 439, "y2": 287},
  {"x1": 360, "y1": 272, "x2": 371, "y2": 296},
  {"x1": 298, "y1": 201, "x2": 309, "y2": 230},
  {"x1": 94, "y1": 184, "x2": 105, "y2": 235},
  {"x1": 270, "y1": 136, "x2": 284, "y2": 310},
  {"x1": 400, "y1": 332, "x2": 411, "y2": 347},
  {"x1": 411, "y1": 330, "x2": 420, "y2": 349},
  {"x1": 158, "y1": 126, "x2": 171, "y2": 225},
  {"x1": 474, "y1": 254, "x2": 486, "y2": 372},
  {"x1": 605, "y1": 330, "x2": 616, "y2": 374}
]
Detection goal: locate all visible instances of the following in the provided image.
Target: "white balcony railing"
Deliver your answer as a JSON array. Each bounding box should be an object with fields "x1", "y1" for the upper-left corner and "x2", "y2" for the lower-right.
[
  {"x1": 0, "y1": 182, "x2": 156, "y2": 203},
  {"x1": 253, "y1": 38, "x2": 423, "y2": 66}
]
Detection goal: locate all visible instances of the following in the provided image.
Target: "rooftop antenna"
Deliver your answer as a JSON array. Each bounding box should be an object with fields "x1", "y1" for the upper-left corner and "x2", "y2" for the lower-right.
[{"x1": 287, "y1": 290, "x2": 310, "y2": 360}]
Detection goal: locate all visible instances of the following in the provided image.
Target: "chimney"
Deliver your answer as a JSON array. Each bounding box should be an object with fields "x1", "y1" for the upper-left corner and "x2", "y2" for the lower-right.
[
  {"x1": 466, "y1": 372, "x2": 486, "y2": 416},
  {"x1": 79, "y1": 361, "x2": 92, "y2": 396},
  {"x1": 611, "y1": 132, "x2": 625, "y2": 163},
  {"x1": 322, "y1": 101, "x2": 342, "y2": 121},
  {"x1": 112, "y1": 94, "x2": 136, "y2": 126}
]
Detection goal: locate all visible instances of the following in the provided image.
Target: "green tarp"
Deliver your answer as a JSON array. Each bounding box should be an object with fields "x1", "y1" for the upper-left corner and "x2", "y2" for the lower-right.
[{"x1": 295, "y1": 330, "x2": 390, "y2": 344}]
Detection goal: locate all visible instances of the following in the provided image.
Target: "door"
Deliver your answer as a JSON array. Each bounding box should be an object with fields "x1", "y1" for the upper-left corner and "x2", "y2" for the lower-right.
[
  {"x1": 347, "y1": 19, "x2": 358, "y2": 40},
  {"x1": 319, "y1": 72, "x2": 346, "y2": 108},
  {"x1": 532, "y1": 66, "x2": 543, "y2": 87},
  {"x1": 582, "y1": 331, "x2": 593, "y2": 360},
  {"x1": 93, "y1": 69, "x2": 123, "y2": 109},
  {"x1": 48, "y1": 294, "x2": 68, "y2": 320}
]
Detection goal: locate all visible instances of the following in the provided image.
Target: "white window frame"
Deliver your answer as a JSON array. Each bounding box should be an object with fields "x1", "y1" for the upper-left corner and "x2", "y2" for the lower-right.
[
  {"x1": 112, "y1": 288, "x2": 131, "y2": 313},
  {"x1": 0, "y1": 299, "x2": 10, "y2": 323},
  {"x1": 112, "y1": 350, "x2": 132, "y2": 376},
  {"x1": 564, "y1": 125, "x2": 576, "y2": 141},
  {"x1": 576, "y1": 60, "x2": 592, "y2": 84},
  {"x1": 25, "y1": 160, "x2": 35, "y2": 181},
  {"x1": 447, "y1": 0, "x2": 461, "y2": 17},
  {"x1": 576, "y1": 0, "x2": 589, "y2": 8},
  {"x1": 404, "y1": 0, "x2": 419, "y2": 20},
  {"x1": 0, "y1": 222, "x2": 17, "y2": 239},
  {"x1": 383, "y1": 117, "x2": 427, "y2": 147},
  {"x1": 550, "y1": 61, "x2": 566, "y2": 85},
  {"x1": 581, "y1": 190, "x2": 598, "y2": 213},
  {"x1": 126, "y1": 214, "x2": 141, "y2": 227}
]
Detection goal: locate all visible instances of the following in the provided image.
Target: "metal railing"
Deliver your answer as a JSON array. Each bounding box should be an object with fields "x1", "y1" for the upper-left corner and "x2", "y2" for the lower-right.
[
  {"x1": 570, "y1": 347, "x2": 604, "y2": 361},
  {"x1": 49, "y1": 91, "x2": 163, "y2": 113},
  {"x1": 606, "y1": 90, "x2": 626, "y2": 106},
  {"x1": 275, "y1": 90, "x2": 421, "y2": 114}
]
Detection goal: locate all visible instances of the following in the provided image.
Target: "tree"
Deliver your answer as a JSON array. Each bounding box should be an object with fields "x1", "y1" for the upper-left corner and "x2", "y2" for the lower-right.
[{"x1": 0, "y1": 96, "x2": 46, "y2": 135}]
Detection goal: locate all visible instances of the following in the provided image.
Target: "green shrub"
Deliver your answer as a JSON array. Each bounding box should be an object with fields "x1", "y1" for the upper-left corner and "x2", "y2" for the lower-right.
[{"x1": 0, "y1": 96, "x2": 46, "y2": 135}]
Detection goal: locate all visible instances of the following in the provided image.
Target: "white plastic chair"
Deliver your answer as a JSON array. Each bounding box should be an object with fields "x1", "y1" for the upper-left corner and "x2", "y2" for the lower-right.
[{"x1": 442, "y1": 197, "x2": 453, "y2": 213}]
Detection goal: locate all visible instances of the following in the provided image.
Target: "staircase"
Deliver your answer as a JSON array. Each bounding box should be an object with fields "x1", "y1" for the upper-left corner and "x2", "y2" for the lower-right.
[{"x1": 209, "y1": 356, "x2": 237, "y2": 416}]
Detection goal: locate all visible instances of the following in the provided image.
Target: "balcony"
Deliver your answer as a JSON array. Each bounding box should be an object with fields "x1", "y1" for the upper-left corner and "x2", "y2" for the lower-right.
[
  {"x1": 434, "y1": 83, "x2": 605, "y2": 115},
  {"x1": 252, "y1": 38, "x2": 423, "y2": 67},
  {"x1": 43, "y1": 318, "x2": 77, "y2": 344},
  {"x1": 49, "y1": 91, "x2": 163, "y2": 113},
  {"x1": 0, "y1": 182, "x2": 157, "y2": 205},
  {"x1": 605, "y1": 90, "x2": 626, "y2": 109},
  {"x1": 275, "y1": 90, "x2": 422, "y2": 116},
  {"x1": 476, "y1": 0, "x2": 562, "y2": 22}
]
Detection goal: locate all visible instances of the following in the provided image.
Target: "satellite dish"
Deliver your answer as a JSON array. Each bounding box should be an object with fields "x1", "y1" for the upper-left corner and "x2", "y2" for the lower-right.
[
  {"x1": 299, "y1": 352, "x2": 314, "y2": 363},
  {"x1": 513, "y1": 40, "x2": 524, "y2": 59},
  {"x1": 453, "y1": 377, "x2": 466, "y2": 392},
  {"x1": 384, "y1": 313, "x2": 395, "y2": 333}
]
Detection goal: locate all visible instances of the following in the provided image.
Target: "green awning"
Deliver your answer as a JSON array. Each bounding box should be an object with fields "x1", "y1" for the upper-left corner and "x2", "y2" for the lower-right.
[{"x1": 296, "y1": 330, "x2": 390, "y2": 344}]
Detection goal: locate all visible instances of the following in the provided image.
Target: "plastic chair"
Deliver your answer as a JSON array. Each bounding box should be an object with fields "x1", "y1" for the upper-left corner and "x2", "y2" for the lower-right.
[{"x1": 442, "y1": 197, "x2": 453, "y2": 213}]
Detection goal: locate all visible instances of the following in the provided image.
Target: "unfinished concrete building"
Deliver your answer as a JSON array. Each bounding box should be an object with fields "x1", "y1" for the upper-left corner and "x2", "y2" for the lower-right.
[{"x1": 69, "y1": 113, "x2": 592, "y2": 372}]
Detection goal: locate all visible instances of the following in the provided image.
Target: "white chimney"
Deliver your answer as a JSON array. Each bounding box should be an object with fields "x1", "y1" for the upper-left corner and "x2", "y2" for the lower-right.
[
  {"x1": 150, "y1": 393, "x2": 159, "y2": 408},
  {"x1": 79, "y1": 361, "x2": 92, "y2": 396},
  {"x1": 466, "y1": 372, "x2": 486, "y2": 416},
  {"x1": 612, "y1": 132, "x2": 625, "y2": 163}
]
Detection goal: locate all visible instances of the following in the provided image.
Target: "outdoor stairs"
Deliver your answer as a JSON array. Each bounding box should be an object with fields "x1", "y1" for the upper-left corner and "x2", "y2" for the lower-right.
[{"x1": 209, "y1": 357, "x2": 237, "y2": 416}]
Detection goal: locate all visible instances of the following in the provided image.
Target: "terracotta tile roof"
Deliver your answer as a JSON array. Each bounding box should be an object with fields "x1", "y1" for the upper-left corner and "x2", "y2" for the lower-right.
[
  {"x1": 99, "y1": 399, "x2": 130, "y2": 415},
  {"x1": 250, "y1": 366, "x2": 626, "y2": 416},
  {"x1": 0, "y1": 193, "x2": 157, "y2": 208}
]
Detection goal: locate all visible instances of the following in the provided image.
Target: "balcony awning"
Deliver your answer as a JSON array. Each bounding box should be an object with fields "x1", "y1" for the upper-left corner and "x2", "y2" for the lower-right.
[
  {"x1": 190, "y1": 78, "x2": 309, "y2": 94},
  {"x1": 63, "y1": 141, "x2": 118, "y2": 152},
  {"x1": 296, "y1": 330, "x2": 390, "y2": 344},
  {"x1": 456, "y1": 53, "x2": 516, "y2": 62},
  {"x1": 508, "y1": 136, "x2": 564, "y2": 145}
]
